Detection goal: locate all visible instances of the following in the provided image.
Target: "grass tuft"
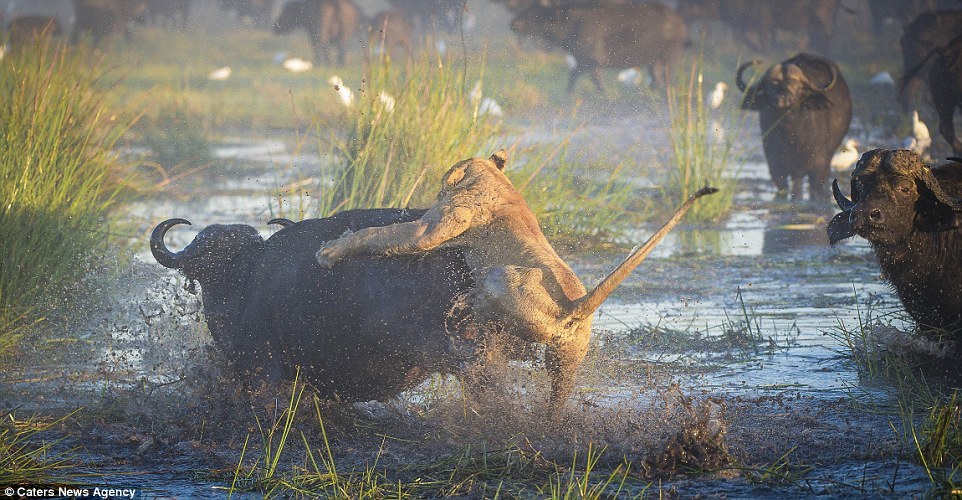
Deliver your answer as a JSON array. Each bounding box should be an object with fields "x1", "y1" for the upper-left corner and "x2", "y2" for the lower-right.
[
  {"x1": 0, "y1": 40, "x2": 132, "y2": 359},
  {"x1": 665, "y1": 54, "x2": 742, "y2": 222}
]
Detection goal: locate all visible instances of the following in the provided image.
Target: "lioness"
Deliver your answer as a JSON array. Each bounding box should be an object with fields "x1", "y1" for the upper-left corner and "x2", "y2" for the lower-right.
[{"x1": 316, "y1": 150, "x2": 716, "y2": 410}]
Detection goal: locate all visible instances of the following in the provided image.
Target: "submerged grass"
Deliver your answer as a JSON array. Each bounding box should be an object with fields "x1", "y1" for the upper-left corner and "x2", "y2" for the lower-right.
[
  {"x1": 0, "y1": 410, "x2": 83, "y2": 486},
  {"x1": 0, "y1": 40, "x2": 133, "y2": 359}
]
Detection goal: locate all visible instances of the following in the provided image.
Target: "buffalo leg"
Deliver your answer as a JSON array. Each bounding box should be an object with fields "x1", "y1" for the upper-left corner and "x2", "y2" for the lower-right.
[
  {"x1": 790, "y1": 176, "x2": 804, "y2": 201},
  {"x1": 936, "y1": 102, "x2": 962, "y2": 155},
  {"x1": 588, "y1": 66, "x2": 605, "y2": 94},
  {"x1": 808, "y1": 170, "x2": 830, "y2": 203},
  {"x1": 770, "y1": 170, "x2": 789, "y2": 200},
  {"x1": 567, "y1": 67, "x2": 583, "y2": 93}
]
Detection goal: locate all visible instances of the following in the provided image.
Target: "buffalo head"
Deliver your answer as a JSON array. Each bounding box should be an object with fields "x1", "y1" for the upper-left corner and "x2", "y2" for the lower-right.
[
  {"x1": 828, "y1": 149, "x2": 962, "y2": 246},
  {"x1": 151, "y1": 218, "x2": 265, "y2": 291},
  {"x1": 737, "y1": 57, "x2": 838, "y2": 111}
]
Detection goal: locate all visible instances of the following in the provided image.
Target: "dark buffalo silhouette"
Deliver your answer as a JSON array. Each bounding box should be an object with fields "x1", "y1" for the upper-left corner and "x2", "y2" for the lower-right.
[
  {"x1": 272, "y1": 0, "x2": 360, "y2": 65},
  {"x1": 925, "y1": 33, "x2": 962, "y2": 155},
  {"x1": 829, "y1": 149, "x2": 962, "y2": 337},
  {"x1": 900, "y1": 9, "x2": 962, "y2": 111},
  {"x1": 676, "y1": 0, "x2": 838, "y2": 54},
  {"x1": 509, "y1": 2, "x2": 687, "y2": 93},
  {"x1": 737, "y1": 53, "x2": 852, "y2": 201},
  {"x1": 72, "y1": 0, "x2": 147, "y2": 44},
  {"x1": 145, "y1": 0, "x2": 192, "y2": 30},
  {"x1": 369, "y1": 9, "x2": 413, "y2": 57},
  {"x1": 150, "y1": 209, "x2": 475, "y2": 402}
]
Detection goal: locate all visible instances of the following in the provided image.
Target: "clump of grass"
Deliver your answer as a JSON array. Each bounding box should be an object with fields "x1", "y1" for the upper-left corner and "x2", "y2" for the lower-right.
[
  {"x1": 665, "y1": 55, "x2": 742, "y2": 222},
  {"x1": 0, "y1": 411, "x2": 82, "y2": 486},
  {"x1": 316, "y1": 53, "x2": 502, "y2": 214},
  {"x1": 273, "y1": 53, "x2": 634, "y2": 240},
  {"x1": 137, "y1": 83, "x2": 214, "y2": 174},
  {"x1": 0, "y1": 40, "x2": 132, "y2": 358}
]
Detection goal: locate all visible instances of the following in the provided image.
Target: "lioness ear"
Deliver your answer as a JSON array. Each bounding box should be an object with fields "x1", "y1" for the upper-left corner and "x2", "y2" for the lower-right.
[
  {"x1": 444, "y1": 167, "x2": 466, "y2": 186},
  {"x1": 489, "y1": 150, "x2": 508, "y2": 171}
]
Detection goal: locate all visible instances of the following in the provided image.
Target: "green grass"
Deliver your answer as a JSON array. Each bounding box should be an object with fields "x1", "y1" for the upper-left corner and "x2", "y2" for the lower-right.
[
  {"x1": 0, "y1": 40, "x2": 132, "y2": 359},
  {"x1": 665, "y1": 55, "x2": 742, "y2": 223},
  {"x1": 0, "y1": 410, "x2": 83, "y2": 486},
  {"x1": 268, "y1": 51, "x2": 636, "y2": 239},
  {"x1": 135, "y1": 82, "x2": 214, "y2": 174}
]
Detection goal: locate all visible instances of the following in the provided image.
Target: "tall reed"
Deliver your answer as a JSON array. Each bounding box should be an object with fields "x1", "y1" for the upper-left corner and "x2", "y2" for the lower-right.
[
  {"x1": 0, "y1": 40, "x2": 130, "y2": 357},
  {"x1": 315, "y1": 53, "x2": 501, "y2": 215},
  {"x1": 665, "y1": 56, "x2": 741, "y2": 222}
]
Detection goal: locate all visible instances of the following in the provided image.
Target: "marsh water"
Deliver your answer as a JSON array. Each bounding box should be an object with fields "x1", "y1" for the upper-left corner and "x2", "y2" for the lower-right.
[{"x1": 4, "y1": 103, "x2": 947, "y2": 497}]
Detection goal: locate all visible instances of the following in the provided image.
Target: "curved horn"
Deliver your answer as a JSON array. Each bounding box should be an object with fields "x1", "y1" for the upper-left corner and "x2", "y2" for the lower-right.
[
  {"x1": 813, "y1": 58, "x2": 839, "y2": 93},
  {"x1": 736, "y1": 60, "x2": 763, "y2": 92},
  {"x1": 832, "y1": 179, "x2": 855, "y2": 211},
  {"x1": 920, "y1": 168, "x2": 962, "y2": 211},
  {"x1": 569, "y1": 187, "x2": 718, "y2": 321},
  {"x1": 150, "y1": 218, "x2": 191, "y2": 269},
  {"x1": 268, "y1": 218, "x2": 296, "y2": 227}
]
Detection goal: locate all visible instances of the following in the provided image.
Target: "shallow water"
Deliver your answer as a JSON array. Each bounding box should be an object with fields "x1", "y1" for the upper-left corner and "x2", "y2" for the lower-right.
[{"x1": 6, "y1": 120, "x2": 942, "y2": 496}]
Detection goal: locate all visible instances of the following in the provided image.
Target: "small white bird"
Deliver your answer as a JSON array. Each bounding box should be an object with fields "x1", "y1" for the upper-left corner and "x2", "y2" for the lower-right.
[
  {"x1": 436, "y1": 39, "x2": 447, "y2": 56},
  {"x1": 378, "y1": 91, "x2": 395, "y2": 113},
  {"x1": 905, "y1": 110, "x2": 931, "y2": 157},
  {"x1": 709, "y1": 81, "x2": 728, "y2": 110},
  {"x1": 207, "y1": 66, "x2": 232, "y2": 81},
  {"x1": 478, "y1": 97, "x2": 504, "y2": 117},
  {"x1": 328, "y1": 75, "x2": 354, "y2": 107},
  {"x1": 869, "y1": 71, "x2": 896, "y2": 86},
  {"x1": 282, "y1": 57, "x2": 313, "y2": 73},
  {"x1": 617, "y1": 68, "x2": 642, "y2": 88},
  {"x1": 831, "y1": 139, "x2": 860, "y2": 172},
  {"x1": 566, "y1": 53, "x2": 578, "y2": 69},
  {"x1": 469, "y1": 80, "x2": 504, "y2": 118}
]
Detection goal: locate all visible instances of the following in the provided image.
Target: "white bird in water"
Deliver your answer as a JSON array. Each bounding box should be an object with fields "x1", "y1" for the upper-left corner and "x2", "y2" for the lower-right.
[
  {"x1": 617, "y1": 68, "x2": 642, "y2": 88},
  {"x1": 378, "y1": 91, "x2": 395, "y2": 113},
  {"x1": 207, "y1": 66, "x2": 232, "y2": 81},
  {"x1": 869, "y1": 71, "x2": 896, "y2": 86},
  {"x1": 469, "y1": 80, "x2": 504, "y2": 118},
  {"x1": 436, "y1": 39, "x2": 447, "y2": 56},
  {"x1": 565, "y1": 53, "x2": 578, "y2": 69},
  {"x1": 904, "y1": 110, "x2": 931, "y2": 157},
  {"x1": 831, "y1": 139, "x2": 860, "y2": 172},
  {"x1": 709, "y1": 81, "x2": 728, "y2": 110},
  {"x1": 282, "y1": 57, "x2": 313, "y2": 73},
  {"x1": 328, "y1": 75, "x2": 354, "y2": 107}
]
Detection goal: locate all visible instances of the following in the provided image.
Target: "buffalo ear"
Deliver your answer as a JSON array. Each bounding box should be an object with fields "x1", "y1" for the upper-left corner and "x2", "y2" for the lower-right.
[
  {"x1": 489, "y1": 149, "x2": 508, "y2": 171},
  {"x1": 915, "y1": 168, "x2": 962, "y2": 232},
  {"x1": 827, "y1": 211, "x2": 855, "y2": 245}
]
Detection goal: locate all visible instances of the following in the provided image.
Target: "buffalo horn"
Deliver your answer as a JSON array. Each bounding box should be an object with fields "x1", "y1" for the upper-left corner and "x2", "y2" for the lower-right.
[
  {"x1": 268, "y1": 218, "x2": 296, "y2": 227},
  {"x1": 150, "y1": 218, "x2": 191, "y2": 269},
  {"x1": 735, "y1": 60, "x2": 763, "y2": 92},
  {"x1": 832, "y1": 179, "x2": 856, "y2": 211}
]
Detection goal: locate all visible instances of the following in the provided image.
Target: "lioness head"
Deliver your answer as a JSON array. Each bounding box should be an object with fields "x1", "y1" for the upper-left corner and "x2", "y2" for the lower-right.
[{"x1": 439, "y1": 150, "x2": 513, "y2": 199}]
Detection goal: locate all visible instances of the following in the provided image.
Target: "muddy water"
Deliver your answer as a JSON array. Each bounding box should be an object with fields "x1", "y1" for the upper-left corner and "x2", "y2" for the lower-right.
[{"x1": 5, "y1": 125, "x2": 940, "y2": 496}]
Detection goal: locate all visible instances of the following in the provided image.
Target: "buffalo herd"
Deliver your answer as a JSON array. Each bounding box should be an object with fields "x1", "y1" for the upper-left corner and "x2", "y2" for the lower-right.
[{"x1": 113, "y1": 0, "x2": 962, "y2": 404}]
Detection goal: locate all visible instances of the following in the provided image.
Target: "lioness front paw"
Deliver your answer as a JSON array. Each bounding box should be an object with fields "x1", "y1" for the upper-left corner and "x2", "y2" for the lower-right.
[{"x1": 315, "y1": 241, "x2": 344, "y2": 268}]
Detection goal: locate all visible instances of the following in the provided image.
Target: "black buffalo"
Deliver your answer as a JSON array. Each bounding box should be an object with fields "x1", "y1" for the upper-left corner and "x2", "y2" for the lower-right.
[
  {"x1": 737, "y1": 53, "x2": 852, "y2": 202},
  {"x1": 369, "y1": 9, "x2": 413, "y2": 57},
  {"x1": 272, "y1": 0, "x2": 360, "y2": 65},
  {"x1": 900, "y1": 9, "x2": 962, "y2": 111},
  {"x1": 150, "y1": 209, "x2": 474, "y2": 401},
  {"x1": 829, "y1": 149, "x2": 962, "y2": 336},
  {"x1": 509, "y1": 2, "x2": 687, "y2": 93},
  {"x1": 677, "y1": 0, "x2": 838, "y2": 54},
  {"x1": 928, "y1": 33, "x2": 962, "y2": 155},
  {"x1": 72, "y1": 0, "x2": 147, "y2": 44}
]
